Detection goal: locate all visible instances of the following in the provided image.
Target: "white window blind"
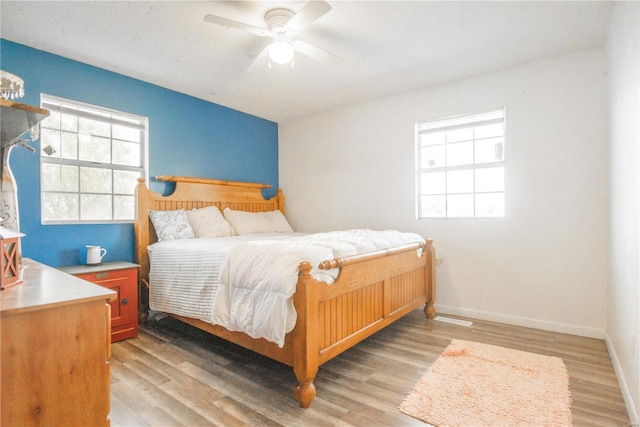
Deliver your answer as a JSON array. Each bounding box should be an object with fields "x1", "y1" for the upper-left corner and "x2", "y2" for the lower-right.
[
  {"x1": 416, "y1": 109, "x2": 506, "y2": 218},
  {"x1": 40, "y1": 94, "x2": 148, "y2": 223}
]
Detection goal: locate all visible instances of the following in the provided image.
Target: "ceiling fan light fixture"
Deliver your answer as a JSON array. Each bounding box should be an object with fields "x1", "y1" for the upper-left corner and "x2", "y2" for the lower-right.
[{"x1": 269, "y1": 41, "x2": 294, "y2": 64}]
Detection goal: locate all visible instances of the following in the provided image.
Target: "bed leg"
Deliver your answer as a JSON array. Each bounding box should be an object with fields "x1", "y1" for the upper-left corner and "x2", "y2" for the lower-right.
[
  {"x1": 295, "y1": 377, "x2": 316, "y2": 408},
  {"x1": 138, "y1": 278, "x2": 150, "y2": 323},
  {"x1": 424, "y1": 302, "x2": 436, "y2": 319}
]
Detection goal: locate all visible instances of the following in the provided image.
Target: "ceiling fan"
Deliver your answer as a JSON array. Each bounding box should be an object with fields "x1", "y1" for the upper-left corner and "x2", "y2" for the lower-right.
[{"x1": 204, "y1": 0, "x2": 342, "y2": 70}]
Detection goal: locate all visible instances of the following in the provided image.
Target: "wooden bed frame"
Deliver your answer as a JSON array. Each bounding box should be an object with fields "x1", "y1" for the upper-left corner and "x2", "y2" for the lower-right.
[{"x1": 134, "y1": 175, "x2": 436, "y2": 408}]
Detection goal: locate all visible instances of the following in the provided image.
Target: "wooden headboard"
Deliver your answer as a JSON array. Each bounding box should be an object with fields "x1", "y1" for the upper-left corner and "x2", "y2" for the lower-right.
[{"x1": 134, "y1": 175, "x2": 284, "y2": 288}]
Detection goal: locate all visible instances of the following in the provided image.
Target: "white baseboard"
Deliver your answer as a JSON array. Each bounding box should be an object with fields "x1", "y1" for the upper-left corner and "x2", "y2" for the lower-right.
[
  {"x1": 605, "y1": 332, "x2": 640, "y2": 427},
  {"x1": 435, "y1": 304, "x2": 605, "y2": 339}
]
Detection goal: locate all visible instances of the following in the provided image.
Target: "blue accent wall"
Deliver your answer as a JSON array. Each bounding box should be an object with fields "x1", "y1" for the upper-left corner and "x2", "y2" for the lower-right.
[{"x1": 1, "y1": 39, "x2": 279, "y2": 267}]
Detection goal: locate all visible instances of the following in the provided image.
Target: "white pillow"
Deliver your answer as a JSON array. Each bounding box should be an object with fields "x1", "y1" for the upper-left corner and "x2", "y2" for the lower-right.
[
  {"x1": 264, "y1": 209, "x2": 294, "y2": 232},
  {"x1": 186, "y1": 206, "x2": 236, "y2": 238},
  {"x1": 149, "y1": 209, "x2": 195, "y2": 242},
  {"x1": 223, "y1": 208, "x2": 294, "y2": 235}
]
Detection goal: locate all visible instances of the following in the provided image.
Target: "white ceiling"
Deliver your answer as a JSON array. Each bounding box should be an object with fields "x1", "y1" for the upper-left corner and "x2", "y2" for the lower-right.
[{"x1": 1, "y1": 1, "x2": 612, "y2": 123}]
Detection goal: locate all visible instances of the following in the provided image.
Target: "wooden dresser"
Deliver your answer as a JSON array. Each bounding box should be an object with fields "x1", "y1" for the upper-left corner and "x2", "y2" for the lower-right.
[{"x1": 1, "y1": 258, "x2": 116, "y2": 427}]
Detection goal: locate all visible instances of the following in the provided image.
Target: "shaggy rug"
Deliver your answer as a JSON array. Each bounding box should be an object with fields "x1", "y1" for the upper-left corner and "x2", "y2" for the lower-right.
[{"x1": 399, "y1": 339, "x2": 572, "y2": 427}]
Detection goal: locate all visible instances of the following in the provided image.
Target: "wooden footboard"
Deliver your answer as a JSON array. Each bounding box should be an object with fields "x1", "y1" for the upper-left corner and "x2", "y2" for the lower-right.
[
  {"x1": 292, "y1": 239, "x2": 435, "y2": 407},
  {"x1": 134, "y1": 176, "x2": 436, "y2": 408}
]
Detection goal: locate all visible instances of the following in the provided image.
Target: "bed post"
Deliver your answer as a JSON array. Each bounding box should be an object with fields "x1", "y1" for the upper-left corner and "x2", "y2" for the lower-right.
[
  {"x1": 134, "y1": 178, "x2": 151, "y2": 322},
  {"x1": 292, "y1": 261, "x2": 319, "y2": 408},
  {"x1": 277, "y1": 188, "x2": 285, "y2": 214},
  {"x1": 424, "y1": 239, "x2": 436, "y2": 319}
]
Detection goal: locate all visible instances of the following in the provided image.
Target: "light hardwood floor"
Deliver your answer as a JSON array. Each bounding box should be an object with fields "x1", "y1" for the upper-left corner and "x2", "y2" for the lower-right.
[{"x1": 110, "y1": 310, "x2": 630, "y2": 426}]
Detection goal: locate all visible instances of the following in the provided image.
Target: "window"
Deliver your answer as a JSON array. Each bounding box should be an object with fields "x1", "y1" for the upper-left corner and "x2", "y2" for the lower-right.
[
  {"x1": 40, "y1": 94, "x2": 148, "y2": 223},
  {"x1": 416, "y1": 109, "x2": 505, "y2": 218}
]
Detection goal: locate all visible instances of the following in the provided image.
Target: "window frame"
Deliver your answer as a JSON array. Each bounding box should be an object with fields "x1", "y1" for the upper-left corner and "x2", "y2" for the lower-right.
[
  {"x1": 39, "y1": 94, "x2": 149, "y2": 225},
  {"x1": 415, "y1": 108, "x2": 506, "y2": 219}
]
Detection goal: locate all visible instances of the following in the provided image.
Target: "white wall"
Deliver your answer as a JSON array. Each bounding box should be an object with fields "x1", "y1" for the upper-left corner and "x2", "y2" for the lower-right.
[
  {"x1": 280, "y1": 48, "x2": 609, "y2": 338},
  {"x1": 607, "y1": 1, "x2": 640, "y2": 423}
]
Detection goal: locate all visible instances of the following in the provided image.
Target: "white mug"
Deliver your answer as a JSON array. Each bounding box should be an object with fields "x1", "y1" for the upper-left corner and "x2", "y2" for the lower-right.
[{"x1": 86, "y1": 245, "x2": 107, "y2": 265}]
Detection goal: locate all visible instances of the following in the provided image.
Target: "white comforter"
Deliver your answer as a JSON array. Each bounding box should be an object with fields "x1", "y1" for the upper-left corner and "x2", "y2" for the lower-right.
[
  {"x1": 148, "y1": 233, "x2": 300, "y2": 324},
  {"x1": 149, "y1": 229, "x2": 425, "y2": 347}
]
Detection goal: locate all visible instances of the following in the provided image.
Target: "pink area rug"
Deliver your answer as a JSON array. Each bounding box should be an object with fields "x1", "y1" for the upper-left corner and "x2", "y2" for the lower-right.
[{"x1": 399, "y1": 339, "x2": 572, "y2": 427}]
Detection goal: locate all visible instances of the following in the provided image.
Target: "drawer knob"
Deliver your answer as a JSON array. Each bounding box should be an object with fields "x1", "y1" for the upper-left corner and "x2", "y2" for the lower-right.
[
  {"x1": 96, "y1": 272, "x2": 109, "y2": 279},
  {"x1": 122, "y1": 298, "x2": 129, "y2": 305}
]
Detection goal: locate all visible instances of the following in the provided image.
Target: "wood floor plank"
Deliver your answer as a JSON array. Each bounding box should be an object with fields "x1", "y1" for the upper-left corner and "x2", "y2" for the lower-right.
[
  {"x1": 111, "y1": 380, "x2": 178, "y2": 426},
  {"x1": 211, "y1": 396, "x2": 285, "y2": 427},
  {"x1": 121, "y1": 357, "x2": 173, "y2": 387},
  {"x1": 109, "y1": 310, "x2": 631, "y2": 426},
  {"x1": 316, "y1": 371, "x2": 402, "y2": 412},
  {"x1": 177, "y1": 361, "x2": 346, "y2": 426},
  {"x1": 112, "y1": 362, "x2": 214, "y2": 426},
  {"x1": 110, "y1": 392, "x2": 152, "y2": 427},
  {"x1": 158, "y1": 379, "x2": 244, "y2": 426}
]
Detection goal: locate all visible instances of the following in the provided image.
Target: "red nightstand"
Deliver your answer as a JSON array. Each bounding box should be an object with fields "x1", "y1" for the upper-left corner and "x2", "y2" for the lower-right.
[{"x1": 60, "y1": 262, "x2": 139, "y2": 342}]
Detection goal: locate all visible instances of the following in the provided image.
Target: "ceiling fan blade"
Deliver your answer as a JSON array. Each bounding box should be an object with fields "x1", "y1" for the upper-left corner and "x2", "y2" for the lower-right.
[
  {"x1": 247, "y1": 44, "x2": 271, "y2": 72},
  {"x1": 204, "y1": 14, "x2": 270, "y2": 37},
  {"x1": 286, "y1": 0, "x2": 332, "y2": 32},
  {"x1": 293, "y1": 40, "x2": 342, "y2": 65}
]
